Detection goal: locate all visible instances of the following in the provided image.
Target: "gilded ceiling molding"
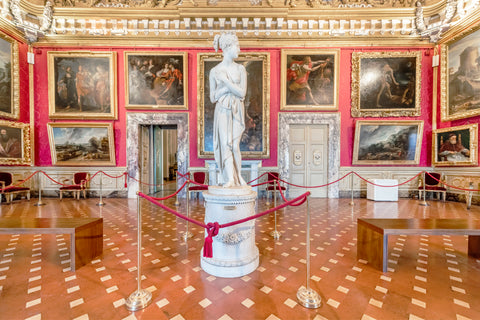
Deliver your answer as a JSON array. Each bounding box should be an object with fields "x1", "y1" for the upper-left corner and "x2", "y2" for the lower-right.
[{"x1": 0, "y1": 0, "x2": 478, "y2": 44}]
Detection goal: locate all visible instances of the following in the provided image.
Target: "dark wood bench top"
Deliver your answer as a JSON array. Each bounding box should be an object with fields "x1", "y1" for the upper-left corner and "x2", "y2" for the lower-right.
[
  {"x1": 358, "y1": 218, "x2": 480, "y2": 236},
  {"x1": 0, "y1": 218, "x2": 102, "y2": 234}
]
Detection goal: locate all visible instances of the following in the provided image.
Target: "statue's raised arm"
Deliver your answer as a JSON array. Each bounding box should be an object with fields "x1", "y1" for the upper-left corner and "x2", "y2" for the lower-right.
[{"x1": 210, "y1": 33, "x2": 247, "y2": 188}]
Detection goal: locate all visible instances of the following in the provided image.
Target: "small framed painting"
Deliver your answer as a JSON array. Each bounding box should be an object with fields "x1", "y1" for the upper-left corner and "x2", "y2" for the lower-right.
[
  {"x1": 48, "y1": 51, "x2": 117, "y2": 119},
  {"x1": 124, "y1": 51, "x2": 187, "y2": 110},
  {"x1": 281, "y1": 49, "x2": 339, "y2": 110},
  {"x1": 353, "y1": 120, "x2": 424, "y2": 165},
  {"x1": 351, "y1": 51, "x2": 421, "y2": 117},
  {"x1": 0, "y1": 120, "x2": 31, "y2": 165},
  {"x1": 47, "y1": 122, "x2": 115, "y2": 166},
  {"x1": 432, "y1": 124, "x2": 478, "y2": 166}
]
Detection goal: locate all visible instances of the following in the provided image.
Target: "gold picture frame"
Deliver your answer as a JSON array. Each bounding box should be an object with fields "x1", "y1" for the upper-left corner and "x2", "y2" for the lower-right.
[
  {"x1": 440, "y1": 24, "x2": 480, "y2": 121},
  {"x1": 353, "y1": 120, "x2": 424, "y2": 165},
  {"x1": 124, "y1": 51, "x2": 187, "y2": 110},
  {"x1": 197, "y1": 52, "x2": 270, "y2": 159},
  {"x1": 432, "y1": 124, "x2": 478, "y2": 167},
  {"x1": 48, "y1": 51, "x2": 117, "y2": 119},
  {"x1": 0, "y1": 32, "x2": 20, "y2": 120},
  {"x1": 280, "y1": 49, "x2": 339, "y2": 111},
  {"x1": 351, "y1": 51, "x2": 421, "y2": 117},
  {"x1": 0, "y1": 120, "x2": 31, "y2": 165},
  {"x1": 47, "y1": 122, "x2": 116, "y2": 166}
]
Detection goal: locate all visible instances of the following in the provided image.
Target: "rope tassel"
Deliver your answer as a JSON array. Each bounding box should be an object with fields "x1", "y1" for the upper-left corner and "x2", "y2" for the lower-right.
[{"x1": 203, "y1": 222, "x2": 219, "y2": 258}]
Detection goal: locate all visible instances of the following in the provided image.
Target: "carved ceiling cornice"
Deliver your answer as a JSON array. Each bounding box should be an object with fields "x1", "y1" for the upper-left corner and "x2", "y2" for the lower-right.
[{"x1": 0, "y1": 0, "x2": 478, "y2": 45}]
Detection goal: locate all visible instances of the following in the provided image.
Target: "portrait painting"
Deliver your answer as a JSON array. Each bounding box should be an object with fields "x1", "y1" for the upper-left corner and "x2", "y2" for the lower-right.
[
  {"x1": 353, "y1": 120, "x2": 424, "y2": 165},
  {"x1": 124, "y1": 52, "x2": 187, "y2": 110},
  {"x1": 351, "y1": 51, "x2": 421, "y2": 117},
  {"x1": 47, "y1": 123, "x2": 115, "y2": 166},
  {"x1": 0, "y1": 32, "x2": 19, "y2": 120},
  {"x1": 281, "y1": 49, "x2": 339, "y2": 110},
  {"x1": 0, "y1": 120, "x2": 31, "y2": 165},
  {"x1": 48, "y1": 51, "x2": 117, "y2": 119},
  {"x1": 432, "y1": 124, "x2": 478, "y2": 166},
  {"x1": 197, "y1": 52, "x2": 270, "y2": 159},
  {"x1": 441, "y1": 24, "x2": 480, "y2": 121}
]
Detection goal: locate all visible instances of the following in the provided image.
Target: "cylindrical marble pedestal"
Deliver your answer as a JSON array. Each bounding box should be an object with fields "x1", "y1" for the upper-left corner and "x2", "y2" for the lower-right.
[{"x1": 201, "y1": 185, "x2": 259, "y2": 278}]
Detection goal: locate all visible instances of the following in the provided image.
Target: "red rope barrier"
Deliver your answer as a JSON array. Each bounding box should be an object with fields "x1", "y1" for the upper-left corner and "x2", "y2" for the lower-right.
[
  {"x1": 142, "y1": 181, "x2": 189, "y2": 201},
  {"x1": 353, "y1": 171, "x2": 423, "y2": 187},
  {"x1": 138, "y1": 191, "x2": 310, "y2": 258}
]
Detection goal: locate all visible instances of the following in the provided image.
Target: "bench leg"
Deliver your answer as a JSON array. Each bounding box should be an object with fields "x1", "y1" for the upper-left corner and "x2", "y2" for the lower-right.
[
  {"x1": 468, "y1": 235, "x2": 480, "y2": 258},
  {"x1": 71, "y1": 220, "x2": 103, "y2": 271},
  {"x1": 357, "y1": 223, "x2": 388, "y2": 272}
]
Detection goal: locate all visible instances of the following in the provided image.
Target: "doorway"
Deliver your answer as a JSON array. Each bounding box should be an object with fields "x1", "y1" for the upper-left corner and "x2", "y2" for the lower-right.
[
  {"x1": 288, "y1": 124, "x2": 328, "y2": 198},
  {"x1": 139, "y1": 124, "x2": 178, "y2": 196}
]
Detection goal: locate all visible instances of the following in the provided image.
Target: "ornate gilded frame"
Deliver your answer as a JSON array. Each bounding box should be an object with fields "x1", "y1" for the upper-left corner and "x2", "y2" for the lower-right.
[
  {"x1": 197, "y1": 52, "x2": 270, "y2": 159},
  {"x1": 48, "y1": 51, "x2": 117, "y2": 119},
  {"x1": 124, "y1": 51, "x2": 188, "y2": 110},
  {"x1": 440, "y1": 24, "x2": 480, "y2": 121},
  {"x1": 353, "y1": 120, "x2": 424, "y2": 165},
  {"x1": 432, "y1": 124, "x2": 478, "y2": 167},
  {"x1": 47, "y1": 122, "x2": 116, "y2": 166},
  {"x1": 0, "y1": 120, "x2": 31, "y2": 165},
  {"x1": 0, "y1": 32, "x2": 20, "y2": 120},
  {"x1": 351, "y1": 51, "x2": 421, "y2": 117},
  {"x1": 280, "y1": 49, "x2": 339, "y2": 111}
]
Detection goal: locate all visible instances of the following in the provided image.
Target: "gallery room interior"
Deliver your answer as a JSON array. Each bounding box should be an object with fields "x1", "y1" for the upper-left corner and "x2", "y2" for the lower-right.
[{"x1": 0, "y1": 0, "x2": 480, "y2": 319}]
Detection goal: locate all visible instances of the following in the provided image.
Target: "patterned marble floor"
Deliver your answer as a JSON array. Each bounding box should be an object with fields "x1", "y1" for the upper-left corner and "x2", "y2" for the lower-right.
[{"x1": 0, "y1": 196, "x2": 479, "y2": 320}]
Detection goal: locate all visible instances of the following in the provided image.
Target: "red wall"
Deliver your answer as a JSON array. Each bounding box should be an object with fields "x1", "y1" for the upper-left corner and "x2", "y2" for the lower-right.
[{"x1": 31, "y1": 45, "x2": 435, "y2": 168}]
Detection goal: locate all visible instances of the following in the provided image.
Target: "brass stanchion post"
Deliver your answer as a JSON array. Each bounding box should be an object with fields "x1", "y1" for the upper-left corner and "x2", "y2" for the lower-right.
[
  {"x1": 34, "y1": 172, "x2": 45, "y2": 206},
  {"x1": 96, "y1": 171, "x2": 105, "y2": 206},
  {"x1": 125, "y1": 194, "x2": 152, "y2": 311},
  {"x1": 270, "y1": 179, "x2": 281, "y2": 240},
  {"x1": 183, "y1": 181, "x2": 193, "y2": 241},
  {"x1": 174, "y1": 172, "x2": 180, "y2": 206},
  {"x1": 419, "y1": 171, "x2": 429, "y2": 206},
  {"x1": 297, "y1": 197, "x2": 321, "y2": 308},
  {"x1": 467, "y1": 182, "x2": 474, "y2": 210},
  {"x1": 349, "y1": 173, "x2": 355, "y2": 206}
]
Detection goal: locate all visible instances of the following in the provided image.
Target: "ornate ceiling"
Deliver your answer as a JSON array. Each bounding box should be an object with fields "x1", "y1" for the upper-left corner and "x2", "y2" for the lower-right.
[{"x1": 1, "y1": 0, "x2": 479, "y2": 46}]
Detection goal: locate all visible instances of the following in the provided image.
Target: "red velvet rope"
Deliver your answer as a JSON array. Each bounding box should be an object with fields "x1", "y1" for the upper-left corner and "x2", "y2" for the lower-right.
[
  {"x1": 138, "y1": 191, "x2": 310, "y2": 258},
  {"x1": 143, "y1": 180, "x2": 189, "y2": 201}
]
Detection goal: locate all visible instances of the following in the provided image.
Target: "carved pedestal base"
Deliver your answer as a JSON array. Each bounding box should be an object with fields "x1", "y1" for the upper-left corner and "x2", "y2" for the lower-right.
[{"x1": 201, "y1": 185, "x2": 259, "y2": 278}]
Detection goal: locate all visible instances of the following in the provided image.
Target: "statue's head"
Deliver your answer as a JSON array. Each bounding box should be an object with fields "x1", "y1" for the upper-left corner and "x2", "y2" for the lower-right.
[{"x1": 213, "y1": 33, "x2": 239, "y2": 53}]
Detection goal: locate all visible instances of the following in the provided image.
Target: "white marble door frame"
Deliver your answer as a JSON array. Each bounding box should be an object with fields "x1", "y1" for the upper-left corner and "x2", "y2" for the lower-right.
[
  {"x1": 278, "y1": 113, "x2": 340, "y2": 198},
  {"x1": 126, "y1": 113, "x2": 189, "y2": 198}
]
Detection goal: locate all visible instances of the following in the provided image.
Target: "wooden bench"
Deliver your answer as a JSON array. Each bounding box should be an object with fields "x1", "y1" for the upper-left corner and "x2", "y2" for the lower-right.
[
  {"x1": 357, "y1": 218, "x2": 480, "y2": 272},
  {"x1": 0, "y1": 218, "x2": 103, "y2": 271}
]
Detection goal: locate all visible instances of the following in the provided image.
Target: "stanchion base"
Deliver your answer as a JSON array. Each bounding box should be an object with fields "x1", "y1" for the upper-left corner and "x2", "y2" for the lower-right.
[
  {"x1": 297, "y1": 286, "x2": 321, "y2": 309},
  {"x1": 96, "y1": 202, "x2": 105, "y2": 206},
  {"x1": 349, "y1": 201, "x2": 354, "y2": 206},
  {"x1": 182, "y1": 231, "x2": 193, "y2": 241},
  {"x1": 270, "y1": 230, "x2": 281, "y2": 240},
  {"x1": 419, "y1": 201, "x2": 430, "y2": 206},
  {"x1": 174, "y1": 200, "x2": 180, "y2": 206},
  {"x1": 34, "y1": 202, "x2": 46, "y2": 206},
  {"x1": 125, "y1": 289, "x2": 152, "y2": 311}
]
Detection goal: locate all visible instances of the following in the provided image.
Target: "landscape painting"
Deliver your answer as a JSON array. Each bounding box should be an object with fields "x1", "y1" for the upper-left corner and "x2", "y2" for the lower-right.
[
  {"x1": 47, "y1": 123, "x2": 115, "y2": 166},
  {"x1": 353, "y1": 120, "x2": 424, "y2": 165}
]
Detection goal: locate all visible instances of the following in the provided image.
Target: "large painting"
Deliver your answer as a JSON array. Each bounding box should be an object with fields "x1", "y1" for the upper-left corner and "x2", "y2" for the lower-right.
[
  {"x1": 441, "y1": 24, "x2": 480, "y2": 121},
  {"x1": 48, "y1": 51, "x2": 117, "y2": 119},
  {"x1": 197, "y1": 52, "x2": 270, "y2": 159},
  {"x1": 0, "y1": 120, "x2": 31, "y2": 165},
  {"x1": 432, "y1": 124, "x2": 478, "y2": 167},
  {"x1": 0, "y1": 32, "x2": 19, "y2": 120},
  {"x1": 281, "y1": 49, "x2": 339, "y2": 110},
  {"x1": 351, "y1": 51, "x2": 421, "y2": 117},
  {"x1": 124, "y1": 52, "x2": 187, "y2": 110},
  {"x1": 47, "y1": 123, "x2": 115, "y2": 166},
  {"x1": 353, "y1": 120, "x2": 424, "y2": 165}
]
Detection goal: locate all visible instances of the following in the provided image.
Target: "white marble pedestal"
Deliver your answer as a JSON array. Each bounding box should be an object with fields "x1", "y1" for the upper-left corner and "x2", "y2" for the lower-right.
[{"x1": 201, "y1": 186, "x2": 259, "y2": 278}]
